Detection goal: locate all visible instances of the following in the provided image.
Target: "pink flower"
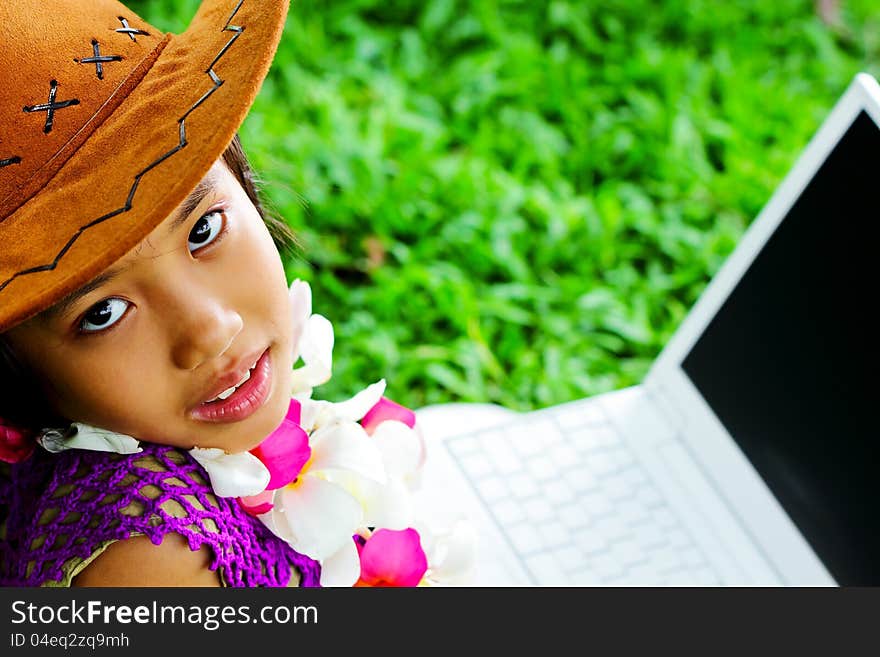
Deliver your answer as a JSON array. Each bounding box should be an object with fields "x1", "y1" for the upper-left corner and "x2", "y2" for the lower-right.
[
  {"x1": 238, "y1": 489, "x2": 275, "y2": 516},
  {"x1": 355, "y1": 528, "x2": 428, "y2": 587},
  {"x1": 239, "y1": 399, "x2": 310, "y2": 516},
  {"x1": 249, "y1": 399, "x2": 310, "y2": 490},
  {"x1": 361, "y1": 397, "x2": 416, "y2": 434},
  {"x1": 0, "y1": 421, "x2": 35, "y2": 464}
]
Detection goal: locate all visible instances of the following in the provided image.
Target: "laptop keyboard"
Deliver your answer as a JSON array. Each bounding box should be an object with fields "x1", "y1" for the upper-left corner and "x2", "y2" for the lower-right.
[{"x1": 445, "y1": 404, "x2": 723, "y2": 585}]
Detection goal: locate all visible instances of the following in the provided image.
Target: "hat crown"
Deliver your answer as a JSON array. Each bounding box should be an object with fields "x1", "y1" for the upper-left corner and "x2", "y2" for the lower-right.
[{"x1": 0, "y1": 0, "x2": 162, "y2": 219}]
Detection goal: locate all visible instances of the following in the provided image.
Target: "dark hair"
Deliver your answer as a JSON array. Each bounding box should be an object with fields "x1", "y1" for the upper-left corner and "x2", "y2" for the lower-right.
[
  {"x1": 0, "y1": 134, "x2": 297, "y2": 433},
  {"x1": 222, "y1": 134, "x2": 297, "y2": 256}
]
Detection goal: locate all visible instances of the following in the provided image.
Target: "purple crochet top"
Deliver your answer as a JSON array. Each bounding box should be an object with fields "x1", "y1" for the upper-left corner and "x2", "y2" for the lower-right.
[{"x1": 0, "y1": 442, "x2": 321, "y2": 587}]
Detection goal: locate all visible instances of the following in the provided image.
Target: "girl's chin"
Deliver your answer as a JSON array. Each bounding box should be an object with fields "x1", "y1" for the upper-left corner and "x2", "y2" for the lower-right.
[{"x1": 223, "y1": 386, "x2": 292, "y2": 454}]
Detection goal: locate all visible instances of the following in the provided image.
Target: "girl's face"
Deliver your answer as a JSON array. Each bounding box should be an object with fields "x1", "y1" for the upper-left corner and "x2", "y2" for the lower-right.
[{"x1": 5, "y1": 160, "x2": 296, "y2": 454}]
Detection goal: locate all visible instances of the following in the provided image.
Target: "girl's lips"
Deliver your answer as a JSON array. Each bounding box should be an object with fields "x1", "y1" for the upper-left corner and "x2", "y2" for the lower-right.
[{"x1": 190, "y1": 349, "x2": 273, "y2": 423}]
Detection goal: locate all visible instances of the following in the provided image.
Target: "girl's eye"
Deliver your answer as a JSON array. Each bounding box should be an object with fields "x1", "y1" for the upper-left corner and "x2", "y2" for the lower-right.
[
  {"x1": 187, "y1": 210, "x2": 224, "y2": 253},
  {"x1": 80, "y1": 298, "x2": 130, "y2": 333}
]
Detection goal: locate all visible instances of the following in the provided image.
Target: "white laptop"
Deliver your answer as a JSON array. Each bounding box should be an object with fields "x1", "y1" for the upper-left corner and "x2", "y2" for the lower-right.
[{"x1": 413, "y1": 72, "x2": 880, "y2": 587}]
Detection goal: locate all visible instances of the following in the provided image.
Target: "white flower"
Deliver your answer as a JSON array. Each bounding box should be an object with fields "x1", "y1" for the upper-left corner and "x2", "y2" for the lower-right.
[
  {"x1": 416, "y1": 515, "x2": 476, "y2": 586},
  {"x1": 288, "y1": 280, "x2": 334, "y2": 397},
  {"x1": 297, "y1": 379, "x2": 387, "y2": 433},
  {"x1": 189, "y1": 447, "x2": 270, "y2": 497},
  {"x1": 289, "y1": 278, "x2": 312, "y2": 362},
  {"x1": 317, "y1": 535, "x2": 362, "y2": 587},
  {"x1": 261, "y1": 420, "x2": 387, "y2": 560},
  {"x1": 323, "y1": 470, "x2": 414, "y2": 530},
  {"x1": 371, "y1": 420, "x2": 424, "y2": 482},
  {"x1": 317, "y1": 418, "x2": 424, "y2": 536},
  {"x1": 38, "y1": 423, "x2": 142, "y2": 455}
]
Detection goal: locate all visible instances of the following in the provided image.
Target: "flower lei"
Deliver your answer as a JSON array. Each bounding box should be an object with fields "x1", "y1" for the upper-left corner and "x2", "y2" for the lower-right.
[{"x1": 0, "y1": 279, "x2": 473, "y2": 587}]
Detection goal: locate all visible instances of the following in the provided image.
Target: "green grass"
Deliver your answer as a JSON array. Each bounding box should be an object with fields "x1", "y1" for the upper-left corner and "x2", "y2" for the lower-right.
[{"x1": 129, "y1": 0, "x2": 879, "y2": 410}]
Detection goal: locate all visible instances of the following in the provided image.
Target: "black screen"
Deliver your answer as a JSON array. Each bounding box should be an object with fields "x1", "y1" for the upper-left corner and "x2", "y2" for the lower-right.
[{"x1": 681, "y1": 111, "x2": 880, "y2": 586}]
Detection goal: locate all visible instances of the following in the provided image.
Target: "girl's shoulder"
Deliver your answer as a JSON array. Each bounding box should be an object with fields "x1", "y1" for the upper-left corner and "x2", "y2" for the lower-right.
[{"x1": 1, "y1": 443, "x2": 319, "y2": 587}]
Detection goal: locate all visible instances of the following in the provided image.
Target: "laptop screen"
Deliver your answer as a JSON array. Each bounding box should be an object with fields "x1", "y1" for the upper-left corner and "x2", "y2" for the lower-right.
[{"x1": 681, "y1": 110, "x2": 880, "y2": 586}]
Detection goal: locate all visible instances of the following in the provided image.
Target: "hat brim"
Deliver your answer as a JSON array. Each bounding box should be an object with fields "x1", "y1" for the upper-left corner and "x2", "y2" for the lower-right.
[{"x1": 0, "y1": 0, "x2": 289, "y2": 332}]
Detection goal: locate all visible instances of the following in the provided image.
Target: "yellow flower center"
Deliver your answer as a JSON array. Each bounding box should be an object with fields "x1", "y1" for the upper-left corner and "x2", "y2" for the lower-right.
[{"x1": 285, "y1": 454, "x2": 314, "y2": 490}]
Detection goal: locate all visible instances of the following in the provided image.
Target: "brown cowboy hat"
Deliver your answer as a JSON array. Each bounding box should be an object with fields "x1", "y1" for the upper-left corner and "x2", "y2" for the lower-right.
[{"x1": 0, "y1": 0, "x2": 289, "y2": 332}]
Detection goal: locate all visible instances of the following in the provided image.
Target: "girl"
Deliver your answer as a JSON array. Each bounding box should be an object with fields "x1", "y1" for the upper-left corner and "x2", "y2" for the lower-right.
[{"x1": 0, "y1": 0, "x2": 460, "y2": 587}]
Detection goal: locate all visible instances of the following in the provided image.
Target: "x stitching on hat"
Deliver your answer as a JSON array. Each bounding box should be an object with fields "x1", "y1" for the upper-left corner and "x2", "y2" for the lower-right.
[
  {"x1": 75, "y1": 40, "x2": 123, "y2": 80},
  {"x1": 115, "y1": 16, "x2": 150, "y2": 42},
  {"x1": 22, "y1": 80, "x2": 80, "y2": 134}
]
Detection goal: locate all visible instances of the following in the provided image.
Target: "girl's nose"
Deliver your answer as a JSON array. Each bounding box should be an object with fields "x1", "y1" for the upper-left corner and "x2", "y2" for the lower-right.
[{"x1": 168, "y1": 296, "x2": 244, "y2": 371}]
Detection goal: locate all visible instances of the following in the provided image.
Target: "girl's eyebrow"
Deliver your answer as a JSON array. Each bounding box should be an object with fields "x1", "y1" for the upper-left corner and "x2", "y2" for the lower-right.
[
  {"x1": 167, "y1": 168, "x2": 220, "y2": 234},
  {"x1": 38, "y1": 268, "x2": 122, "y2": 325},
  {"x1": 39, "y1": 170, "x2": 221, "y2": 325}
]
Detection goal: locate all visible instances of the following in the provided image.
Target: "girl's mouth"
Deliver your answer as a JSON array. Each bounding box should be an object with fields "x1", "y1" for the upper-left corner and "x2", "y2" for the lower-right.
[{"x1": 190, "y1": 348, "x2": 273, "y2": 423}]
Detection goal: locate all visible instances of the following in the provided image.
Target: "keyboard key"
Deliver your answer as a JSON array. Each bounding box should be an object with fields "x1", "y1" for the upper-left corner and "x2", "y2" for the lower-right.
[
  {"x1": 588, "y1": 426, "x2": 621, "y2": 448},
  {"x1": 605, "y1": 476, "x2": 638, "y2": 502},
  {"x1": 549, "y1": 443, "x2": 580, "y2": 470},
  {"x1": 537, "y1": 521, "x2": 571, "y2": 549},
  {"x1": 459, "y1": 452, "x2": 494, "y2": 478},
  {"x1": 449, "y1": 436, "x2": 479, "y2": 456},
  {"x1": 568, "y1": 568, "x2": 603, "y2": 586},
  {"x1": 613, "y1": 450, "x2": 637, "y2": 470},
  {"x1": 508, "y1": 473, "x2": 540, "y2": 500},
  {"x1": 619, "y1": 467, "x2": 648, "y2": 488},
  {"x1": 555, "y1": 546, "x2": 588, "y2": 573},
  {"x1": 610, "y1": 538, "x2": 646, "y2": 567},
  {"x1": 589, "y1": 553, "x2": 625, "y2": 580},
  {"x1": 510, "y1": 430, "x2": 542, "y2": 458},
  {"x1": 492, "y1": 499, "x2": 525, "y2": 526},
  {"x1": 568, "y1": 429, "x2": 594, "y2": 454},
  {"x1": 634, "y1": 523, "x2": 668, "y2": 550},
  {"x1": 523, "y1": 498, "x2": 555, "y2": 524},
  {"x1": 586, "y1": 451, "x2": 617, "y2": 477},
  {"x1": 525, "y1": 552, "x2": 569, "y2": 586},
  {"x1": 569, "y1": 426, "x2": 618, "y2": 453},
  {"x1": 563, "y1": 465, "x2": 598, "y2": 493},
  {"x1": 627, "y1": 562, "x2": 667, "y2": 585},
  {"x1": 636, "y1": 484, "x2": 665, "y2": 509},
  {"x1": 557, "y1": 504, "x2": 589, "y2": 530},
  {"x1": 650, "y1": 548, "x2": 683, "y2": 574},
  {"x1": 544, "y1": 479, "x2": 576, "y2": 505},
  {"x1": 475, "y1": 476, "x2": 509, "y2": 503},
  {"x1": 592, "y1": 513, "x2": 627, "y2": 541},
  {"x1": 689, "y1": 567, "x2": 721, "y2": 586},
  {"x1": 616, "y1": 499, "x2": 649, "y2": 525},
  {"x1": 680, "y1": 547, "x2": 706, "y2": 568},
  {"x1": 526, "y1": 454, "x2": 557, "y2": 482},
  {"x1": 663, "y1": 569, "x2": 697, "y2": 586},
  {"x1": 653, "y1": 507, "x2": 678, "y2": 529},
  {"x1": 578, "y1": 492, "x2": 613, "y2": 518},
  {"x1": 508, "y1": 524, "x2": 544, "y2": 555},
  {"x1": 483, "y1": 439, "x2": 522, "y2": 475},
  {"x1": 665, "y1": 528, "x2": 693, "y2": 549},
  {"x1": 572, "y1": 527, "x2": 608, "y2": 555}
]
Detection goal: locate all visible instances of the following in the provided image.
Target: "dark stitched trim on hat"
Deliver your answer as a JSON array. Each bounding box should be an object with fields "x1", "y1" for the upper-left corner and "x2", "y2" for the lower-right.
[
  {"x1": 0, "y1": 157, "x2": 22, "y2": 169},
  {"x1": 115, "y1": 16, "x2": 150, "y2": 42},
  {"x1": 0, "y1": 1, "x2": 248, "y2": 297},
  {"x1": 22, "y1": 80, "x2": 81, "y2": 134},
  {"x1": 75, "y1": 40, "x2": 124, "y2": 80}
]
